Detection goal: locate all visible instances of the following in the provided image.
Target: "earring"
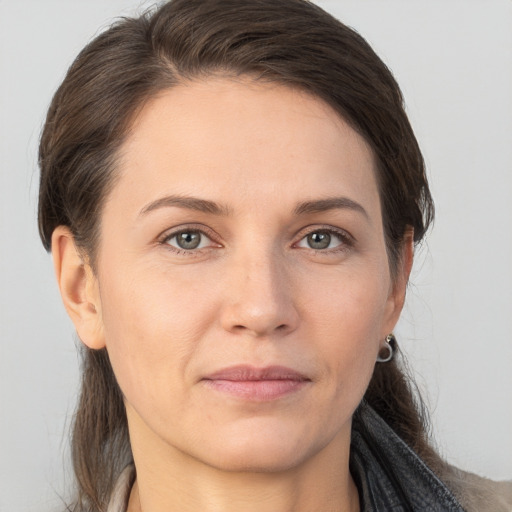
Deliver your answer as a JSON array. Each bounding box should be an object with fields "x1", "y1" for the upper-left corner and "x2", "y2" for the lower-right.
[{"x1": 376, "y1": 333, "x2": 396, "y2": 363}]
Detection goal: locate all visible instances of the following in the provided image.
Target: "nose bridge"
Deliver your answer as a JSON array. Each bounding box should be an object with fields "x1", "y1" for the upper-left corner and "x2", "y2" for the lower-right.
[{"x1": 220, "y1": 240, "x2": 298, "y2": 337}]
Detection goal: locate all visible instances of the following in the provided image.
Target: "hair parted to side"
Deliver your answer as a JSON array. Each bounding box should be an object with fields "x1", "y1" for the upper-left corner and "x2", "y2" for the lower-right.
[{"x1": 39, "y1": 0, "x2": 437, "y2": 510}]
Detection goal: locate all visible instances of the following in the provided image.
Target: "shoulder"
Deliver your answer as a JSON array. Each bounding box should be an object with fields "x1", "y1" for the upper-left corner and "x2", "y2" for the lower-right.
[{"x1": 441, "y1": 465, "x2": 512, "y2": 512}]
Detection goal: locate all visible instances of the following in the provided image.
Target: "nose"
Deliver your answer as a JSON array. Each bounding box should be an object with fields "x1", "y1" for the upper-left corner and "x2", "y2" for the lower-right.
[{"x1": 219, "y1": 248, "x2": 300, "y2": 338}]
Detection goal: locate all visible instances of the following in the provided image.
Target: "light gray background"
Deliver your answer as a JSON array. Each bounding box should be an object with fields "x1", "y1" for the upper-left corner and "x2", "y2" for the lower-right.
[{"x1": 1, "y1": 1, "x2": 511, "y2": 510}]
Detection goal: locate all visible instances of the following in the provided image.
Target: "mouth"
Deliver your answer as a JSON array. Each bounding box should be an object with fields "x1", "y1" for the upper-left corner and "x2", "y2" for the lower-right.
[{"x1": 201, "y1": 365, "x2": 311, "y2": 401}]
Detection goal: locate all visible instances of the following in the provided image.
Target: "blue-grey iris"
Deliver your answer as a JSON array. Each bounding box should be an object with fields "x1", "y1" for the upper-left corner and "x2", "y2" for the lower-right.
[
  {"x1": 307, "y1": 232, "x2": 331, "y2": 249},
  {"x1": 176, "y1": 231, "x2": 201, "y2": 249}
]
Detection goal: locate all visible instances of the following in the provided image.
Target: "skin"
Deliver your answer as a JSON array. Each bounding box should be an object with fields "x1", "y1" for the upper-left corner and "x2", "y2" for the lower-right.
[{"x1": 53, "y1": 77, "x2": 412, "y2": 512}]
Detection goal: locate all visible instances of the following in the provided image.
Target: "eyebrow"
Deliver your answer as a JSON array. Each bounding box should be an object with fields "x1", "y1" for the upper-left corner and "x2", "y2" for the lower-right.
[
  {"x1": 139, "y1": 194, "x2": 232, "y2": 217},
  {"x1": 294, "y1": 197, "x2": 369, "y2": 220},
  {"x1": 139, "y1": 194, "x2": 368, "y2": 220}
]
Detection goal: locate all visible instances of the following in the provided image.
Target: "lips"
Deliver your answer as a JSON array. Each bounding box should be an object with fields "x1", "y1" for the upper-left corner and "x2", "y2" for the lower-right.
[{"x1": 201, "y1": 365, "x2": 310, "y2": 401}]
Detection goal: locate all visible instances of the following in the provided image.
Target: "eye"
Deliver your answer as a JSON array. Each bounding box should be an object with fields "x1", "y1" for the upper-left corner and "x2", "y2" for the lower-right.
[
  {"x1": 163, "y1": 229, "x2": 214, "y2": 251},
  {"x1": 296, "y1": 228, "x2": 350, "y2": 251}
]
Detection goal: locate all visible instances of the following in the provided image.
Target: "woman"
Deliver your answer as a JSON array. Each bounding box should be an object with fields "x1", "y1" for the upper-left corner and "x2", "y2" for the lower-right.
[{"x1": 37, "y1": 0, "x2": 511, "y2": 511}]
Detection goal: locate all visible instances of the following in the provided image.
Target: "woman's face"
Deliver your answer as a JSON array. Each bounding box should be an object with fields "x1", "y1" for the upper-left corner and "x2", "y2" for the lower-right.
[{"x1": 82, "y1": 77, "x2": 406, "y2": 472}]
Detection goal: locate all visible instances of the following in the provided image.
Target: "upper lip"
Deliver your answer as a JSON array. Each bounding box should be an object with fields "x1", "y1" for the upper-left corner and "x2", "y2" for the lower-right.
[{"x1": 202, "y1": 365, "x2": 310, "y2": 382}]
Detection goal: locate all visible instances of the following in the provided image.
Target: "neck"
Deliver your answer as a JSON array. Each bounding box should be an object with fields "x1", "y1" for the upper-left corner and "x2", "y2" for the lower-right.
[
  {"x1": 129, "y1": 470, "x2": 359, "y2": 512},
  {"x1": 126, "y1": 406, "x2": 359, "y2": 512}
]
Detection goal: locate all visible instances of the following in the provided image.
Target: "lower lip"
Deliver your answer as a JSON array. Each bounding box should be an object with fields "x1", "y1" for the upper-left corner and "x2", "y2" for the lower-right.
[{"x1": 202, "y1": 379, "x2": 309, "y2": 401}]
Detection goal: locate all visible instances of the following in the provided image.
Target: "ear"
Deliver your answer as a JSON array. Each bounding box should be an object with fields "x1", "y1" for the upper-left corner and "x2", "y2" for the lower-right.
[
  {"x1": 383, "y1": 227, "x2": 415, "y2": 334},
  {"x1": 51, "y1": 226, "x2": 106, "y2": 349}
]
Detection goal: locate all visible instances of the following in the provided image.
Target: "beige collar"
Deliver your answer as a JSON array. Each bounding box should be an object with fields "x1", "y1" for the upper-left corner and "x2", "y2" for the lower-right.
[{"x1": 107, "y1": 465, "x2": 135, "y2": 512}]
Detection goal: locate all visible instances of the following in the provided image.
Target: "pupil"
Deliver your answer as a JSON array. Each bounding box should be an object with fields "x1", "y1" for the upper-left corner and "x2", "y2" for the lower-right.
[
  {"x1": 308, "y1": 232, "x2": 331, "y2": 249},
  {"x1": 177, "y1": 231, "x2": 201, "y2": 250}
]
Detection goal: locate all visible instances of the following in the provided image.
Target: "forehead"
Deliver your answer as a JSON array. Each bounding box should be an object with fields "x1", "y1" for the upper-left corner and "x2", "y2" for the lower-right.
[{"x1": 112, "y1": 77, "x2": 379, "y2": 219}]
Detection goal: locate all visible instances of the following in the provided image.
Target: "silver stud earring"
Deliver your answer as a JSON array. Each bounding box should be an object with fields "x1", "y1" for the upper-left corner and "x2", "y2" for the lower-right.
[{"x1": 376, "y1": 333, "x2": 396, "y2": 363}]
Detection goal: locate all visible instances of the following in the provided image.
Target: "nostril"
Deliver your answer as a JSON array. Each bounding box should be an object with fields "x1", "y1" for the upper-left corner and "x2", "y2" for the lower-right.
[{"x1": 230, "y1": 323, "x2": 289, "y2": 335}]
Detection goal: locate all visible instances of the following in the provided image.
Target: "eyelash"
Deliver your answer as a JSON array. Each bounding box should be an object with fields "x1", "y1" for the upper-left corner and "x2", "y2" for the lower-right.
[{"x1": 158, "y1": 225, "x2": 355, "y2": 256}]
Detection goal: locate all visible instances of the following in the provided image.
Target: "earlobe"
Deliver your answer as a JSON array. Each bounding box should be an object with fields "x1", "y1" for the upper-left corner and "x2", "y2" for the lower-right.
[{"x1": 51, "y1": 226, "x2": 106, "y2": 350}]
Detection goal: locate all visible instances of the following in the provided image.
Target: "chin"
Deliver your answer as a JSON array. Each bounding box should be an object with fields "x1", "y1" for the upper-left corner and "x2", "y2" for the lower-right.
[
  {"x1": 206, "y1": 445, "x2": 309, "y2": 473},
  {"x1": 193, "y1": 424, "x2": 327, "y2": 473}
]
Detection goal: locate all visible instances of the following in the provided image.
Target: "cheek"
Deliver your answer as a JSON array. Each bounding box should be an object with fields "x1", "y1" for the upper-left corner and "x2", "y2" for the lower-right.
[
  {"x1": 303, "y1": 260, "x2": 390, "y2": 339},
  {"x1": 301, "y1": 263, "x2": 389, "y2": 385},
  {"x1": 96, "y1": 263, "x2": 219, "y2": 407}
]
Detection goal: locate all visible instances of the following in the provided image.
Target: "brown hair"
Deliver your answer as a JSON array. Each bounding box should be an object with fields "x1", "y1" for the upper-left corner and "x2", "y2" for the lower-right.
[{"x1": 39, "y1": 1, "x2": 437, "y2": 510}]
